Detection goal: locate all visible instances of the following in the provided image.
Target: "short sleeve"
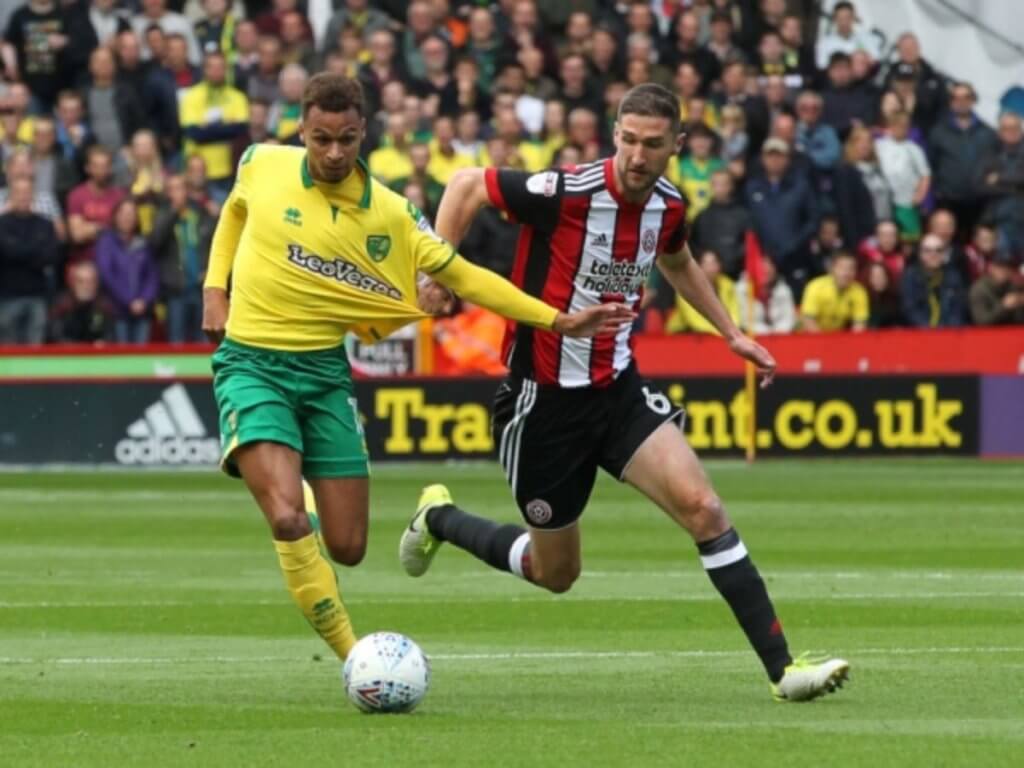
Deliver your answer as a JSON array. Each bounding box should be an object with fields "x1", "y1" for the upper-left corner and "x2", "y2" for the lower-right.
[
  {"x1": 662, "y1": 204, "x2": 689, "y2": 254},
  {"x1": 483, "y1": 167, "x2": 562, "y2": 225}
]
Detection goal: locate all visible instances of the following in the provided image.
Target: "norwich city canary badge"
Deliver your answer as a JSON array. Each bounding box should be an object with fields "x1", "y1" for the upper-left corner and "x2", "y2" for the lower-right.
[{"x1": 366, "y1": 235, "x2": 391, "y2": 262}]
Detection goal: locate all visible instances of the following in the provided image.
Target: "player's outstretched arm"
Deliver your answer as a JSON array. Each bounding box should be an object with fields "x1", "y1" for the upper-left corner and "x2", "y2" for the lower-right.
[
  {"x1": 657, "y1": 245, "x2": 776, "y2": 386},
  {"x1": 432, "y1": 254, "x2": 635, "y2": 338},
  {"x1": 202, "y1": 201, "x2": 247, "y2": 342},
  {"x1": 433, "y1": 168, "x2": 491, "y2": 248}
]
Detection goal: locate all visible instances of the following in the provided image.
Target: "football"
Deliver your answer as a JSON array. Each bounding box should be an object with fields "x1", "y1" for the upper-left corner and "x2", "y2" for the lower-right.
[{"x1": 342, "y1": 632, "x2": 430, "y2": 713}]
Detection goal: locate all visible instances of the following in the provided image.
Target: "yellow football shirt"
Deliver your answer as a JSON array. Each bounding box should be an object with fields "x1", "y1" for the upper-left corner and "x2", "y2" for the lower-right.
[
  {"x1": 800, "y1": 275, "x2": 869, "y2": 331},
  {"x1": 204, "y1": 144, "x2": 559, "y2": 351},
  {"x1": 205, "y1": 144, "x2": 454, "y2": 349}
]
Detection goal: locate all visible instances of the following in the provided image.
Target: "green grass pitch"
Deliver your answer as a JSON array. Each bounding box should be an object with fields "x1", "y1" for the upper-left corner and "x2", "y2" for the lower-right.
[{"x1": 1, "y1": 459, "x2": 1022, "y2": 767}]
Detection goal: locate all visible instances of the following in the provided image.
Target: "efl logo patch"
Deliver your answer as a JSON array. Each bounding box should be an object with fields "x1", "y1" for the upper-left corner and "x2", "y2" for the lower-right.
[
  {"x1": 641, "y1": 228, "x2": 657, "y2": 254},
  {"x1": 526, "y1": 171, "x2": 558, "y2": 197},
  {"x1": 525, "y1": 499, "x2": 553, "y2": 526}
]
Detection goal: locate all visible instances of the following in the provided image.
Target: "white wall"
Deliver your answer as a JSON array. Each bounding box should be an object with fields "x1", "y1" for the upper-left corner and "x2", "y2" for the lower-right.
[{"x1": 823, "y1": 0, "x2": 1024, "y2": 123}]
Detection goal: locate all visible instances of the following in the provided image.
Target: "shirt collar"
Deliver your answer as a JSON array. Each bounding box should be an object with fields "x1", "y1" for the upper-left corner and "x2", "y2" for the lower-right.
[{"x1": 300, "y1": 154, "x2": 373, "y2": 209}]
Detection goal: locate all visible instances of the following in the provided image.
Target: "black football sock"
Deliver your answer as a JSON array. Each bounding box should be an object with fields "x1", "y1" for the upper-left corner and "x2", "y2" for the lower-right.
[
  {"x1": 426, "y1": 504, "x2": 531, "y2": 578},
  {"x1": 697, "y1": 527, "x2": 792, "y2": 683}
]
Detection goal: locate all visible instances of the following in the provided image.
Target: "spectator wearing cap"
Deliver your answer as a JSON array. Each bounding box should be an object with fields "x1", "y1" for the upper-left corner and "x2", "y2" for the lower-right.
[
  {"x1": 882, "y1": 33, "x2": 947, "y2": 135},
  {"x1": 969, "y1": 250, "x2": 1024, "y2": 325},
  {"x1": 662, "y1": 11, "x2": 720, "y2": 90},
  {"x1": 875, "y1": 110, "x2": 930, "y2": 241},
  {"x1": 0, "y1": 177, "x2": 59, "y2": 345},
  {"x1": 691, "y1": 169, "x2": 752, "y2": 279},
  {"x1": 800, "y1": 251, "x2": 868, "y2": 332},
  {"x1": 180, "y1": 51, "x2": 249, "y2": 199},
  {"x1": 815, "y1": 1, "x2": 880, "y2": 70},
  {"x1": 323, "y1": 0, "x2": 391, "y2": 54},
  {"x1": 745, "y1": 137, "x2": 820, "y2": 293},
  {"x1": 978, "y1": 112, "x2": 1024, "y2": 255},
  {"x1": 928, "y1": 82, "x2": 998, "y2": 241},
  {"x1": 668, "y1": 123, "x2": 724, "y2": 223},
  {"x1": 821, "y1": 52, "x2": 879, "y2": 138},
  {"x1": 901, "y1": 233, "x2": 967, "y2": 328}
]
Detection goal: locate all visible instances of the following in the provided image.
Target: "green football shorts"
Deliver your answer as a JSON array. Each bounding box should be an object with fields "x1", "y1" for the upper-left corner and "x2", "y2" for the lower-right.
[{"x1": 211, "y1": 338, "x2": 369, "y2": 479}]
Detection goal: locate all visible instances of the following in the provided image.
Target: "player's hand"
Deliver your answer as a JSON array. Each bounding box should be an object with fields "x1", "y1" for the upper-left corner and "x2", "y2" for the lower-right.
[
  {"x1": 417, "y1": 279, "x2": 455, "y2": 316},
  {"x1": 202, "y1": 288, "x2": 230, "y2": 343},
  {"x1": 729, "y1": 335, "x2": 776, "y2": 388},
  {"x1": 553, "y1": 303, "x2": 636, "y2": 338}
]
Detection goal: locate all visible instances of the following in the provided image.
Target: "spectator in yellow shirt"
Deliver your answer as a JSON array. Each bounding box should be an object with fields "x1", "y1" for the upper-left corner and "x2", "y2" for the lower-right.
[
  {"x1": 180, "y1": 51, "x2": 249, "y2": 199},
  {"x1": 800, "y1": 251, "x2": 869, "y2": 331},
  {"x1": 666, "y1": 250, "x2": 740, "y2": 334},
  {"x1": 368, "y1": 112, "x2": 414, "y2": 184},
  {"x1": 427, "y1": 115, "x2": 474, "y2": 185}
]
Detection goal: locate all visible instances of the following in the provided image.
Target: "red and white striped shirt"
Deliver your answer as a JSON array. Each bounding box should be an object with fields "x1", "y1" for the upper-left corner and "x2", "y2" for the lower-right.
[{"x1": 484, "y1": 158, "x2": 688, "y2": 388}]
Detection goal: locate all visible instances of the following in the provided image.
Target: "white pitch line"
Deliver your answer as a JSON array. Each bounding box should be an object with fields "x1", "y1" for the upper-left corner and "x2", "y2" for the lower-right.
[
  {"x1": 1, "y1": 591, "x2": 1021, "y2": 609},
  {"x1": 0, "y1": 646, "x2": 1021, "y2": 666}
]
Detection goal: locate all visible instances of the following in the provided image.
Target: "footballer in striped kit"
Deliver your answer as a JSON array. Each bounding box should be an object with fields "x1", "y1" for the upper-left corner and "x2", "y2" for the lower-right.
[{"x1": 402, "y1": 83, "x2": 849, "y2": 702}]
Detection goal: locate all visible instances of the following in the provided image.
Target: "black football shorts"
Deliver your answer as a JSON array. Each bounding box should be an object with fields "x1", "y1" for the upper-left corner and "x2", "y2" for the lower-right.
[{"x1": 491, "y1": 364, "x2": 685, "y2": 530}]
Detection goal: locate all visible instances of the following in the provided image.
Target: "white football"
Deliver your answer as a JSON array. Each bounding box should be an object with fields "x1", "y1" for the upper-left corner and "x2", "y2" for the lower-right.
[{"x1": 342, "y1": 632, "x2": 430, "y2": 713}]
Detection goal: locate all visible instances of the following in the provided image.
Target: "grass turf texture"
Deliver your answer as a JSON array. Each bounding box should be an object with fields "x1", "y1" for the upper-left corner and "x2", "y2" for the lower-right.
[{"x1": 1, "y1": 459, "x2": 1022, "y2": 767}]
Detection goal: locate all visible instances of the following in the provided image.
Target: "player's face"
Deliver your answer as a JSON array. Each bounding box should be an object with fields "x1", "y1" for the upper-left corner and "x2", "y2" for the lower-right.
[
  {"x1": 301, "y1": 106, "x2": 365, "y2": 184},
  {"x1": 614, "y1": 114, "x2": 682, "y2": 198}
]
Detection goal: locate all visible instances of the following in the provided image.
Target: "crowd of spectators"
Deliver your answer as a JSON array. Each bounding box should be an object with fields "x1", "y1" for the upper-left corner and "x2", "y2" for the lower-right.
[{"x1": 0, "y1": 0, "x2": 1021, "y2": 347}]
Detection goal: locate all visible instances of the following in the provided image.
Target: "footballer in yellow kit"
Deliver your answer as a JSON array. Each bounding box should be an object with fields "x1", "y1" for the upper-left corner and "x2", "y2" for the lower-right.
[{"x1": 201, "y1": 73, "x2": 633, "y2": 664}]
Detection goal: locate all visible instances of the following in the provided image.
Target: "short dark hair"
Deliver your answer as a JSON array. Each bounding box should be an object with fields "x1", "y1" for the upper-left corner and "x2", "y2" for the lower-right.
[
  {"x1": 618, "y1": 83, "x2": 680, "y2": 132},
  {"x1": 302, "y1": 72, "x2": 364, "y2": 118}
]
